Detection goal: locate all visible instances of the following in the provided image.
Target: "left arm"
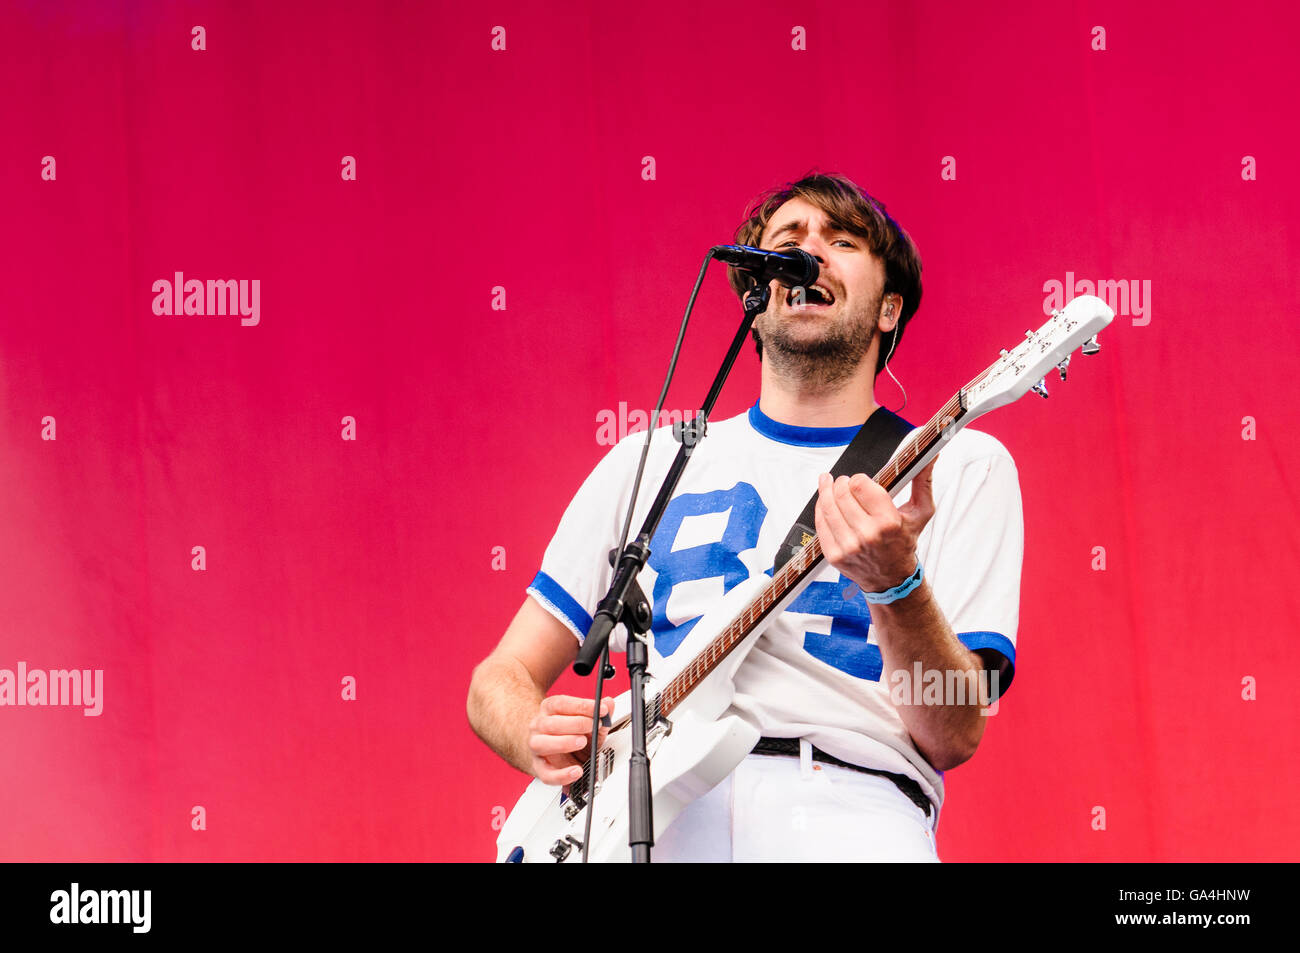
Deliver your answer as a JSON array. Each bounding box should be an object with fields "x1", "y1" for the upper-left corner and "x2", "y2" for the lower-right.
[
  {"x1": 815, "y1": 460, "x2": 991, "y2": 771},
  {"x1": 863, "y1": 579, "x2": 985, "y2": 770}
]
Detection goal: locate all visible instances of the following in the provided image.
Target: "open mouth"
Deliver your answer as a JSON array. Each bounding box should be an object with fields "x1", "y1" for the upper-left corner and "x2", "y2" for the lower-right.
[{"x1": 788, "y1": 284, "x2": 836, "y2": 308}]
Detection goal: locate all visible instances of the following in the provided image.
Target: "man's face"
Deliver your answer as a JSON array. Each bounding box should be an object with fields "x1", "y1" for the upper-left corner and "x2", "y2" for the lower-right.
[{"x1": 753, "y1": 196, "x2": 889, "y2": 385}]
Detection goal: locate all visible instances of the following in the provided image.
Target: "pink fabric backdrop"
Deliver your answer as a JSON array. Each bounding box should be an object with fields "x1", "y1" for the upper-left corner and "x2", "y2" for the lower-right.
[{"x1": 1, "y1": 0, "x2": 1296, "y2": 861}]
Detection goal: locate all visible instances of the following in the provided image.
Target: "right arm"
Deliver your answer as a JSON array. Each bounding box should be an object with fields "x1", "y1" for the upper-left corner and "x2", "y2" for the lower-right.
[{"x1": 467, "y1": 595, "x2": 611, "y2": 786}]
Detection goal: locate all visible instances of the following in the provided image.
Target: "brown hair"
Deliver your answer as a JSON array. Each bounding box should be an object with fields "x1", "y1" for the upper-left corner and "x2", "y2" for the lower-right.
[{"x1": 727, "y1": 171, "x2": 923, "y2": 375}]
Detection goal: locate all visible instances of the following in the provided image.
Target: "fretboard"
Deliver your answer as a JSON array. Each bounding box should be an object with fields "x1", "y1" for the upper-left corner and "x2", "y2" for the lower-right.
[{"x1": 654, "y1": 389, "x2": 968, "y2": 718}]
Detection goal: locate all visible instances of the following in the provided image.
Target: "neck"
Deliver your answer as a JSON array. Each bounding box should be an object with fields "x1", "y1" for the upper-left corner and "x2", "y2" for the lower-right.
[{"x1": 757, "y1": 353, "x2": 879, "y2": 428}]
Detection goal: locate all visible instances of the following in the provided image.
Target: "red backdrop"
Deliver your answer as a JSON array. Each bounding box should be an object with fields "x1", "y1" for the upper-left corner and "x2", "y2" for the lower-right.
[{"x1": 1, "y1": 0, "x2": 1296, "y2": 862}]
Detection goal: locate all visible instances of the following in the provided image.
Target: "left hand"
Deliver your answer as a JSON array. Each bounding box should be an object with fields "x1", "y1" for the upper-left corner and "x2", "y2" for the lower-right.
[{"x1": 814, "y1": 456, "x2": 940, "y2": 595}]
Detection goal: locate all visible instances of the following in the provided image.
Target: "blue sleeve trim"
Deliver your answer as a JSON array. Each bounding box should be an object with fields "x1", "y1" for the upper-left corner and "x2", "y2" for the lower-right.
[
  {"x1": 957, "y1": 631, "x2": 1016, "y2": 698},
  {"x1": 526, "y1": 570, "x2": 593, "y2": 644}
]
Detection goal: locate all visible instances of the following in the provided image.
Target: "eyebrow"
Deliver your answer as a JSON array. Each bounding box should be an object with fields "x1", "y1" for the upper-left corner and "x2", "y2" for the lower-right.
[
  {"x1": 764, "y1": 220, "x2": 803, "y2": 243},
  {"x1": 763, "y1": 218, "x2": 855, "y2": 243}
]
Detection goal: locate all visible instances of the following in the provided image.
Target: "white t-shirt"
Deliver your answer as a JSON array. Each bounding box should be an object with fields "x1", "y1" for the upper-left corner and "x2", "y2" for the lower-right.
[{"x1": 526, "y1": 401, "x2": 1023, "y2": 812}]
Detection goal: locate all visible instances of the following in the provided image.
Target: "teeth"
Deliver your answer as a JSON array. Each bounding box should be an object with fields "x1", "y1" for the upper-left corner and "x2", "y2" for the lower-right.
[{"x1": 789, "y1": 284, "x2": 834, "y2": 305}]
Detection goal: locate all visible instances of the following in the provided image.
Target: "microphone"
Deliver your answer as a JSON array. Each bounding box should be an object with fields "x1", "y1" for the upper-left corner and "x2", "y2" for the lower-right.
[{"x1": 712, "y1": 244, "x2": 819, "y2": 289}]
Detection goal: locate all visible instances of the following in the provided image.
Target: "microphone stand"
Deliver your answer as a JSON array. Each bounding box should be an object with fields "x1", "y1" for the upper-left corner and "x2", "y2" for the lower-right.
[{"x1": 574, "y1": 280, "x2": 773, "y2": 863}]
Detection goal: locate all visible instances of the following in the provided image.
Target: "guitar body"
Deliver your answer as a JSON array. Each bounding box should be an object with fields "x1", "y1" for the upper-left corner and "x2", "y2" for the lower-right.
[
  {"x1": 496, "y1": 573, "x2": 785, "y2": 863},
  {"x1": 495, "y1": 707, "x2": 759, "y2": 863}
]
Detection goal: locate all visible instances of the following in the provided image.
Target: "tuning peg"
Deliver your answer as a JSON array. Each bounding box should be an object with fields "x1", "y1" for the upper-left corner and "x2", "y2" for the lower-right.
[
  {"x1": 1031, "y1": 377, "x2": 1049, "y2": 399},
  {"x1": 1081, "y1": 335, "x2": 1100, "y2": 355},
  {"x1": 999, "y1": 348, "x2": 1009, "y2": 358},
  {"x1": 1056, "y1": 354, "x2": 1071, "y2": 381}
]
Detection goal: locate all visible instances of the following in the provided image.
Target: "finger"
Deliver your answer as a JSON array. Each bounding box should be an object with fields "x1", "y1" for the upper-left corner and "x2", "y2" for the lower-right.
[
  {"x1": 541, "y1": 695, "x2": 614, "y2": 718},
  {"x1": 904, "y1": 455, "x2": 940, "y2": 521},
  {"x1": 536, "y1": 714, "x2": 605, "y2": 737},
  {"x1": 815, "y1": 473, "x2": 860, "y2": 559},
  {"x1": 842, "y1": 473, "x2": 897, "y2": 538},
  {"x1": 832, "y1": 473, "x2": 884, "y2": 548},
  {"x1": 528, "y1": 733, "x2": 591, "y2": 757},
  {"x1": 537, "y1": 752, "x2": 582, "y2": 772},
  {"x1": 535, "y1": 757, "x2": 584, "y2": 786},
  {"x1": 846, "y1": 471, "x2": 893, "y2": 518}
]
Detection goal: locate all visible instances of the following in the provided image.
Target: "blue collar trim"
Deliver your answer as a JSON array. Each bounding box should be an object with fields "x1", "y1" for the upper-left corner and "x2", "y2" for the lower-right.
[{"x1": 747, "y1": 401, "x2": 862, "y2": 447}]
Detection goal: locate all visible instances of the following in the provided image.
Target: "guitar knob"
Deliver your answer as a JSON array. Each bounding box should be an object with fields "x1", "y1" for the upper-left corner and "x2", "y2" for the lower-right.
[
  {"x1": 1031, "y1": 378, "x2": 1049, "y2": 399},
  {"x1": 1056, "y1": 355, "x2": 1071, "y2": 381},
  {"x1": 1081, "y1": 334, "x2": 1100, "y2": 355}
]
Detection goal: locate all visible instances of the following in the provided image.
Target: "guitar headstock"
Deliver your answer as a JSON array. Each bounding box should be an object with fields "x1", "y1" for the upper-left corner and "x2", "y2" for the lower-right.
[{"x1": 962, "y1": 294, "x2": 1115, "y2": 419}]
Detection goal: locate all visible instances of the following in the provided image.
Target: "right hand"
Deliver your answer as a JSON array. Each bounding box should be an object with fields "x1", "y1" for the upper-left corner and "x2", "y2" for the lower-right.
[{"x1": 527, "y1": 695, "x2": 613, "y2": 786}]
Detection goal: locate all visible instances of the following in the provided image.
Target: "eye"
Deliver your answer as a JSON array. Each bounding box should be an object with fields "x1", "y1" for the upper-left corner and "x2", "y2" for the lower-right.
[{"x1": 834, "y1": 239, "x2": 856, "y2": 247}]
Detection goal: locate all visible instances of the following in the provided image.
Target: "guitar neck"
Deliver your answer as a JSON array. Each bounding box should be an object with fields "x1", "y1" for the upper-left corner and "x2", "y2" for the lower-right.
[{"x1": 654, "y1": 389, "x2": 970, "y2": 719}]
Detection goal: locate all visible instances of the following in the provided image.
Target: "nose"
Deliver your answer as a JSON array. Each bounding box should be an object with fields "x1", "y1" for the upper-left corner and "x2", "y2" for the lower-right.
[{"x1": 795, "y1": 235, "x2": 830, "y2": 264}]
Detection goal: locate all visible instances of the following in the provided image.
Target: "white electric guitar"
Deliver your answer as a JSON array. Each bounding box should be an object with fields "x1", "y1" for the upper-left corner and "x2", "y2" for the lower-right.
[{"x1": 497, "y1": 294, "x2": 1115, "y2": 862}]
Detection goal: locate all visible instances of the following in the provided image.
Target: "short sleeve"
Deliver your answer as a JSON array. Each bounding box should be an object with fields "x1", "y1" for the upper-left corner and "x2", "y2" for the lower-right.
[
  {"x1": 526, "y1": 437, "x2": 642, "y2": 648},
  {"x1": 920, "y1": 446, "x2": 1024, "y2": 698}
]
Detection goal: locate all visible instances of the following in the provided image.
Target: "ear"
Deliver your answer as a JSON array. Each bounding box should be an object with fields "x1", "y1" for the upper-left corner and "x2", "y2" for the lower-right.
[{"x1": 879, "y1": 294, "x2": 902, "y2": 333}]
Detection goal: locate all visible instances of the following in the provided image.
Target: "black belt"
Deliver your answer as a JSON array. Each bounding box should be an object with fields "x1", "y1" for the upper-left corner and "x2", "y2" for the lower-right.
[{"x1": 751, "y1": 737, "x2": 932, "y2": 818}]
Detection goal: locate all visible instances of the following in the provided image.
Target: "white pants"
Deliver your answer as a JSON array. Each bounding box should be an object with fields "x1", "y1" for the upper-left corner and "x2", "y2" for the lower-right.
[{"x1": 653, "y1": 743, "x2": 939, "y2": 863}]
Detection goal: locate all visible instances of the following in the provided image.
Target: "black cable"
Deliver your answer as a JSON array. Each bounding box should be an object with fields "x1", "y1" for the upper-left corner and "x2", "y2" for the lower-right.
[{"x1": 580, "y1": 249, "x2": 717, "y2": 863}]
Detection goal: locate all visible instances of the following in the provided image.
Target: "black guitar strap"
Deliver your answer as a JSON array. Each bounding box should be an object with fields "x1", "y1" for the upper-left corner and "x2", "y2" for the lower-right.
[{"x1": 771, "y1": 407, "x2": 916, "y2": 573}]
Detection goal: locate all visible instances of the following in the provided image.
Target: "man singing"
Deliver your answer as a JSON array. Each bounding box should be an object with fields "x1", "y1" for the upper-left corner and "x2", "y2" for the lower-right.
[{"x1": 467, "y1": 172, "x2": 1023, "y2": 861}]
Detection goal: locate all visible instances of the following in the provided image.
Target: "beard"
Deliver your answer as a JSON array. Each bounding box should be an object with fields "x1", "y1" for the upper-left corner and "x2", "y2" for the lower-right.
[{"x1": 754, "y1": 290, "x2": 882, "y2": 391}]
